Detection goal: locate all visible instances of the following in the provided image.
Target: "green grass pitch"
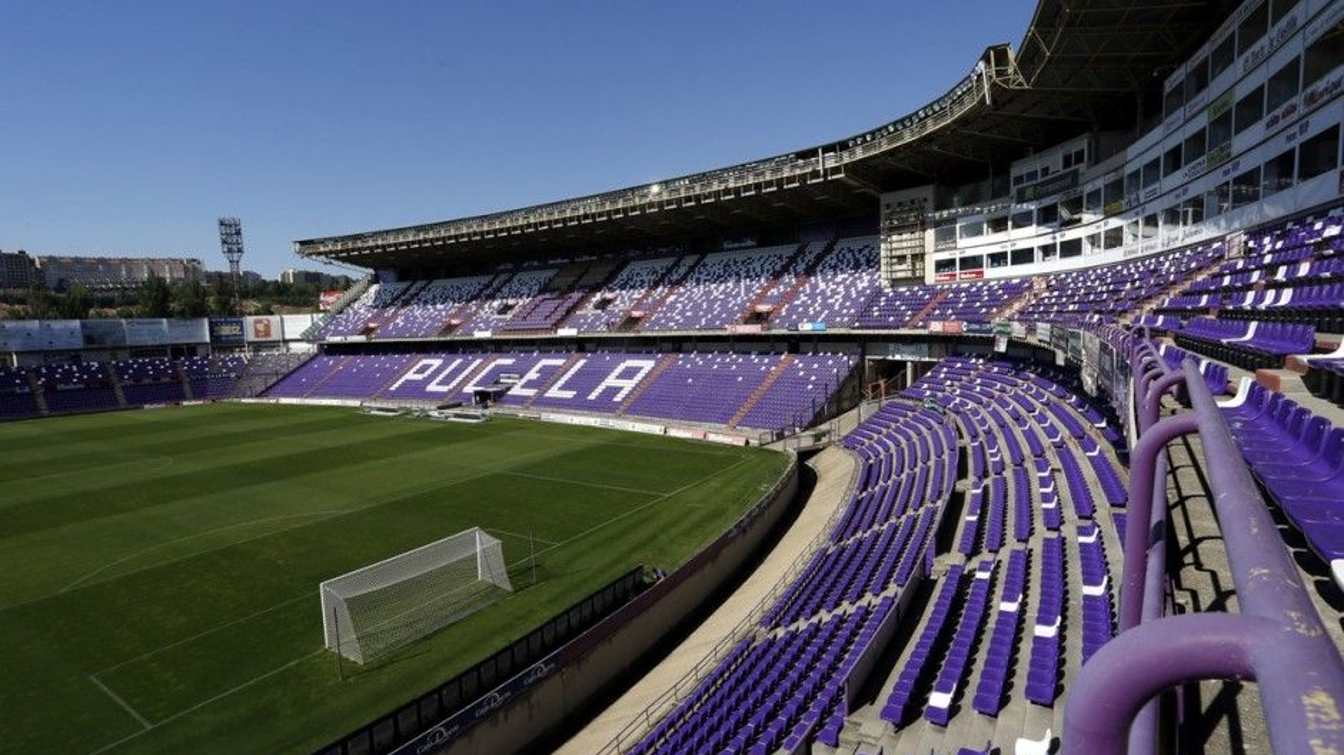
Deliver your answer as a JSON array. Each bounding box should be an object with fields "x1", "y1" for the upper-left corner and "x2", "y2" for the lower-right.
[{"x1": 0, "y1": 403, "x2": 788, "y2": 754}]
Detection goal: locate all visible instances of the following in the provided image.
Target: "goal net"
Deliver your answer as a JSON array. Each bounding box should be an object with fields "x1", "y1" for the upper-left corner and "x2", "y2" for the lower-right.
[{"x1": 320, "y1": 527, "x2": 513, "y2": 664}]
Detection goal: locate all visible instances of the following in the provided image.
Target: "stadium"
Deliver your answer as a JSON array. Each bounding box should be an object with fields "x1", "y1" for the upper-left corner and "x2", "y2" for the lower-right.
[{"x1": 2, "y1": 0, "x2": 1344, "y2": 753}]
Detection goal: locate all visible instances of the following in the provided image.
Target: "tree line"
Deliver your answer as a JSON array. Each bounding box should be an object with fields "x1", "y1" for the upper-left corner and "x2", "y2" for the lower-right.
[{"x1": 1, "y1": 274, "x2": 346, "y2": 320}]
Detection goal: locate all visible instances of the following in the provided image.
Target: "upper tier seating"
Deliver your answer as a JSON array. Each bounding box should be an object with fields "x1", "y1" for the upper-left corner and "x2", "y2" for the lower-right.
[
  {"x1": 376, "y1": 275, "x2": 494, "y2": 338},
  {"x1": 458, "y1": 268, "x2": 557, "y2": 332},
  {"x1": 643, "y1": 246, "x2": 796, "y2": 331},
  {"x1": 773, "y1": 238, "x2": 881, "y2": 329},
  {"x1": 563, "y1": 257, "x2": 681, "y2": 332}
]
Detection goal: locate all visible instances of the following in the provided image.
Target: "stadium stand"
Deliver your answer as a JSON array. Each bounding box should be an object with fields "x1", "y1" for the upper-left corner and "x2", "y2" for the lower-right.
[
  {"x1": 262, "y1": 349, "x2": 857, "y2": 435},
  {"x1": 13, "y1": 1, "x2": 1344, "y2": 752}
]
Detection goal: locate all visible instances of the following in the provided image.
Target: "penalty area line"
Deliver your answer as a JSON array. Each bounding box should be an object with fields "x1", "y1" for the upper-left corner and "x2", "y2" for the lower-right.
[
  {"x1": 87, "y1": 674, "x2": 152, "y2": 731},
  {"x1": 87, "y1": 650, "x2": 325, "y2": 755}
]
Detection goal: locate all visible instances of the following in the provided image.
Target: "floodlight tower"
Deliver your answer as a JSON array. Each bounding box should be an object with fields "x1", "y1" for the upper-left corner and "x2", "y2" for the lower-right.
[{"x1": 218, "y1": 217, "x2": 244, "y2": 315}]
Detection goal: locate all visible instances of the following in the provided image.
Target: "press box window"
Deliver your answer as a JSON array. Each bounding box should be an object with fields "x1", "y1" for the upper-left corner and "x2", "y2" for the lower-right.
[
  {"x1": 959, "y1": 255, "x2": 984, "y2": 271},
  {"x1": 1103, "y1": 226, "x2": 1124, "y2": 249},
  {"x1": 987, "y1": 215, "x2": 1009, "y2": 234},
  {"x1": 1232, "y1": 166, "x2": 1261, "y2": 208},
  {"x1": 1184, "y1": 130, "x2": 1207, "y2": 162},
  {"x1": 1211, "y1": 35, "x2": 1236, "y2": 80},
  {"x1": 988, "y1": 252, "x2": 1009, "y2": 269},
  {"x1": 1163, "y1": 144, "x2": 1182, "y2": 176},
  {"x1": 1262, "y1": 148, "x2": 1295, "y2": 195},
  {"x1": 1010, "y1": 248, "x2": 1035, "y2": 265},
  {"x1": 1234, "y1": 85, "x2": 1264, "y2": 135},
  {"x1": 1298, "y1": 125, "x2": 1340, "y2": 182},
  {"x1": 1237, "y1": 2, "x2": 1268, "y2": 57},
  {"x1": 1208, "y1": 110, "x2": 1233, "y2": 151},
  {"x1": 1266, "y1": 57, "x2": 1300, "y2": 112},
  {"x1": 1085, "y1": 188, "x2": 1102, "y2": 213},
  {"x1": 1142, "y1": 158, "x2": 1160, "y2": 188},
  {"x1": 1059, "y1": 238, "x2": 1083, "y2": 259},
  {"x1": 1304, "y1": 28, "x2": 1344, "y2": 91},
  {"x1": 1011, "y1": 210, "x2": 1034, "y2": 229}
]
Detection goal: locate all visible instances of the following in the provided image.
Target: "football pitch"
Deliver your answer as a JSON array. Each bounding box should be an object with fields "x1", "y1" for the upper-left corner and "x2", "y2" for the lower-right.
[{"x1": 0, "y1": 403, "x2": 788, "y2": 754}]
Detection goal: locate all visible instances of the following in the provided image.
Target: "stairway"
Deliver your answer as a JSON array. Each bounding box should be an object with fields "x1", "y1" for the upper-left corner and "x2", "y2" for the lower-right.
[
  {"x1": 617, "y1": 354, "x2": 679, "y2": 414},
  {"x1": 441, "y1": 273, "x2": 510, "y2": 334},
  {"x1": 908, "y1": 289, "x2": 951, "y2": 327},
  {"x1": 728, "y1": 354, "x2": 795, "y2": 428},
  {"x1": 995, "y1": 276, "x2": 1048, "y2": 321},
  {"x1": 177, "y1": 363, "x2": 195, "y2": 400},
  {"x1": 632, "y1": 255, "x2": 702, "y2": 330},
  {"x1": 735, "y1": 242, "x2": 812, "y2": 322},
  {"x1": 25, "y1": 371, "x2": 48, "y2": 415},
  {"x1": 107, "y1": 365, "x2": 129, "y2": 408},
  {"x1": 558, "y1": 261, "x2": 625, "y2": 329},
  {"x1": 1129, "y1": 252, "x2": 1228, "y2": 321}
]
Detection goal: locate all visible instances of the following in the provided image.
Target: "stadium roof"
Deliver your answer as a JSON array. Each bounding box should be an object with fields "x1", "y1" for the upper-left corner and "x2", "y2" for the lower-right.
[{"x1": 296, "y1": 0, "x2": 1238, "y2": 273}]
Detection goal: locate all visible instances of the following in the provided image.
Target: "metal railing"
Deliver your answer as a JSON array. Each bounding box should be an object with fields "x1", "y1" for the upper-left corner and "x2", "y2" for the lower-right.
[{"x1": 1062, "y1": 336, "x2": 1344, "y2": 755}]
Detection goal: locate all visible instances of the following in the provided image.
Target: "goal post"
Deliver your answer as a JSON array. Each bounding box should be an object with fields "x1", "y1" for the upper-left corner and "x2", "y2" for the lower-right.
[{"x1": 320, "y1": 527, "x2": 514, "y2": 664}]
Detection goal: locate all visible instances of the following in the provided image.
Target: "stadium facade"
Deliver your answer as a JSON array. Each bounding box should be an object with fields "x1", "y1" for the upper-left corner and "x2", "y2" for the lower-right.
[{"x1": 4, "y1": 1, "x2": 1344, "y2": 754}]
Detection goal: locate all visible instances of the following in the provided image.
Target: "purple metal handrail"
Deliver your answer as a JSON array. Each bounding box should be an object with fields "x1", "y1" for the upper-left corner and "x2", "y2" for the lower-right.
[{"x1": 1064, "y1": 347, "x2": 1344, "y2": 755}]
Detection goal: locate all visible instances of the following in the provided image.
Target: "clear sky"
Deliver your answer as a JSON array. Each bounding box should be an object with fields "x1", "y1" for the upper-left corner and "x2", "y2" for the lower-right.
[{"x1": 0, "y1": 1, "x2": 1037, "y2": 277}]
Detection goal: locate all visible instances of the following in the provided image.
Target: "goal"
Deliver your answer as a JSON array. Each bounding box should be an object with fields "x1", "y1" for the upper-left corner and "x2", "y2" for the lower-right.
[{"x1": 320, "y1": 527, "x2": 514, "y2": 664}]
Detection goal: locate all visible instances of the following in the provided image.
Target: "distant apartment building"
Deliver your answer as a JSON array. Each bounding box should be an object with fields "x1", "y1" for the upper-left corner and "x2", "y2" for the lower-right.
[
  {"x1": 281, "y1": 268, "x2": 352, "y2": 287},
  {"x1": 37, "y1": 255, "x2": 204, "y2": 291},
  {"x1": 0, "y1": 250, "x2": 39, "y2": 289}
]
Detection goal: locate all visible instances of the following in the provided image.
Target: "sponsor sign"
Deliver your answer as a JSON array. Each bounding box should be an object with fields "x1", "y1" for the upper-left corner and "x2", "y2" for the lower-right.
[
  {"x1": 471, "y1": 330, "x2": 493, "y2": 338},
  {"x1": 245, "y1": 316, "x2": 282, "y2": 343},
  {"x1": 124, "y1": 318, "x2": 168, "y2": 346},
  {"x1": 209, "y1": 317, "x2": 246, "y2": 345},
  {"x1": 1011, "y1": 322, "x2": 1027, "y2": 339},
  {"x1": 0, "y1": 320, "x2": 84, "y2": 352},
  {"x1": 963, "y1": 321, "x2": 993, "y2": 335},
  {"x1": 994, "y1": 334, "x2": 1009, "y2": 353},
  {"x1": 281, "y1": 314, "x2": 318, "y2": 340},
  {"x1": 556, "y1": 327, "x2": 578, "y2": 337},
  {"x1": 1302, "y1": 64, "x2": 1344, "y2": 113},
  {"x1": 166, "y1": 318, "x2": 210, "y2": 344},
  {"x1": 797, "y1": 322, "x2": 828, "y2": 332},
  {"x1": 81, "y1": 319, "x2": 127, "y2": 347},
  {"x1": 958, "y1": 269, "x2": 985, "y2": 281},
  {"x1": 704, "y1": 431, "x2": 748, "y2": 446},
  {"x1": 943, "y1": 321, "x2": 965, "y2": 335},
  {"x1": 934, "y1": 271, "x2": 958, "y2": 283}
]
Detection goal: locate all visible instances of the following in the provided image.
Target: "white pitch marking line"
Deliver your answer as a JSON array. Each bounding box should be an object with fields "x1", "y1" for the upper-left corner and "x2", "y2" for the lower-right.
[
  {"x1": 499, "y1": 470, "x2": 664, "y2": 496},
  {"x1": 82, "y1": 454, "x2": 756, "y2": 754},
  {"x1": 486, "y1": 528, "x2": 559, "y2": 546},
  {"x1": 88, "y1": 674, "x2": 152, "y2": 731},
  {"x1": 87, "y1": 651, "x2": 325, "y2": 755}
]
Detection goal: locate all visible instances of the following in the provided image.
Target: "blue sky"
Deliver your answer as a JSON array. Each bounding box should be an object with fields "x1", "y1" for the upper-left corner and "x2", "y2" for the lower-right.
[{"x1": 0, "y1": 1, "x2": 1037, "y2": 277}]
